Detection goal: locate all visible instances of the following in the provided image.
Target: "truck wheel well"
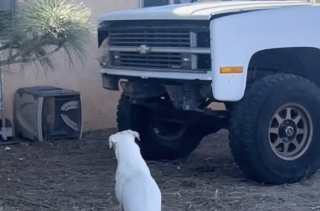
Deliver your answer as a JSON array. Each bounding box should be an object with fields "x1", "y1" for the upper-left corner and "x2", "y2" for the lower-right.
[{"x1": 248, "y1": 47, "x2": 320, "y2": 87}]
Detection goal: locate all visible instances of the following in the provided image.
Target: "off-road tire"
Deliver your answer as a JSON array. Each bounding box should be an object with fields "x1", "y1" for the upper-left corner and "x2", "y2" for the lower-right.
[
  {"x1": 229, "y1": 74, "x2": 320, "y2": 185},
  {"x1": 117, "y1": 94, "x2": 208, "y2": 160}
]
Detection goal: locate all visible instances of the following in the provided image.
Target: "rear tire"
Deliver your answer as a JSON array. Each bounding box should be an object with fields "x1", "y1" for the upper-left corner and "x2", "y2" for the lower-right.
[
  {"x1": 229, "y1": 74, "x2": 320, "y2": 184},
  {"x1": 117, "y1": 94, "x2": 209, "y2": 160}
]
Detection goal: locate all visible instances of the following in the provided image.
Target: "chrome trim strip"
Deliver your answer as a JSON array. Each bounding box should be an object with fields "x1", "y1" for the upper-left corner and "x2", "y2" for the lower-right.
[
  {"x1": 100, "y1": 68, "x2": 212, "y2": 81},
  {"x1": 107, "y1": 65, "x2": 208, "y2": 73},
  {"x1": 108, "y1": 46, "x2": 210, "y2": 54}
]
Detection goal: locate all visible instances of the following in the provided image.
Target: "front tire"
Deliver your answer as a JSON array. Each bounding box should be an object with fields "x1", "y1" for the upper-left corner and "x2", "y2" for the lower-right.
[
  {"x1": 229, "y1": 74, "x2": 320, "y2": 185},
  {"x1": 117, "y1": 94, "x2": 209, "y2": 160}
]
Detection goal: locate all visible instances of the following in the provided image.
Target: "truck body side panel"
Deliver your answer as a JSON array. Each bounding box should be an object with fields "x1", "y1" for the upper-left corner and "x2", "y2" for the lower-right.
[{"x1": 210, "y1": 5, "x2": 320, "y2": 101}]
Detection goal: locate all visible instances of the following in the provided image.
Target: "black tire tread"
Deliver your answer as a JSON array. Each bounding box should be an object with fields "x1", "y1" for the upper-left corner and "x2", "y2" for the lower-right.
[
  {"x1": 229, "y1": 74, "x2": 320, "y2": 184},
  {"x1": 116, "y1": 94, "x2": 204, "y2": 160}
]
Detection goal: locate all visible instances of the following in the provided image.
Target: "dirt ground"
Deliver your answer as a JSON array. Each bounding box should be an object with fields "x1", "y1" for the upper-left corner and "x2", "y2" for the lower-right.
[{"x1": 0, "y1": 129, "x2": 319, "y2": 211}]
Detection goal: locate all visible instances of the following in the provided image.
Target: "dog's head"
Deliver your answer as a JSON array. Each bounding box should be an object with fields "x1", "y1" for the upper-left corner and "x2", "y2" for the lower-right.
[{"x1": 108, "y1": 130, "x2": 140, "y2": 152}]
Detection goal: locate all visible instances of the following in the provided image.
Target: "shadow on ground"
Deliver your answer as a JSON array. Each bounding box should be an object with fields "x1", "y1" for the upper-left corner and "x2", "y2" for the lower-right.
[{"x1": 0, "y1": 129, "x2": 319, "y2": 211}]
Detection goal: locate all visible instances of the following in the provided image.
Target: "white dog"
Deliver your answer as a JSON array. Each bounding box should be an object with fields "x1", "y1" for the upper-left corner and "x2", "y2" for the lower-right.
[
  {"x1": 109, "y1": 130, "x2": 162, "y2": 211},
  {"x1": 96, "y1": 37, "x2": 109, "y2": 66}
]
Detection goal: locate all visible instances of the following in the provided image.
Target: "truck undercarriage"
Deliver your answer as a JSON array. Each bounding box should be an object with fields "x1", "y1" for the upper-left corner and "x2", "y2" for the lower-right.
[{"x1": 118, "y1": 77, "x2": 229, "y2": 137}]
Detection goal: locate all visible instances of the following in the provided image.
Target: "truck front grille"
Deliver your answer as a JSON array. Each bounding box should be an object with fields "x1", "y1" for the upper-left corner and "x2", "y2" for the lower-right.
[
  {"x1": 110, "y1": 51, "x2": 191, "y2": 70},
  {"x1": 101, "y1": 20, "x2": 210, "y2": 72},
  {"x1": 109, "y1": 29, "x2": 191, "y2": 48}
]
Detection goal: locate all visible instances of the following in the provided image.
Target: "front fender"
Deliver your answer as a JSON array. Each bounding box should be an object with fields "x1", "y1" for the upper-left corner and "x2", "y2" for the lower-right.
[{"x1": 209, "y1": 5, "x2": 320, "y2": 102}]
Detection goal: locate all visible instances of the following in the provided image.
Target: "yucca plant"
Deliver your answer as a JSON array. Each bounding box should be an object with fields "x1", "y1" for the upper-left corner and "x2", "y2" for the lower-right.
[{"x1": 0, "y1": 0, "x2": 93, "y2": 71}]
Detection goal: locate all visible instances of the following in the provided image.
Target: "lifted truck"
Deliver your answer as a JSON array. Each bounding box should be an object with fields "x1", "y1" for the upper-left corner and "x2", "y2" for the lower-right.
[{"x1": 97, "y1": 1, "x2": 320, "y2": 185}]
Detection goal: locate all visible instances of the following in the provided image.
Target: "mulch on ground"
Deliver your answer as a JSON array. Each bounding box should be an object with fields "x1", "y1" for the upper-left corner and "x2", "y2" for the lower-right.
[{"x1": 0, "y1": 128, "x2": 319, "y2": 211}]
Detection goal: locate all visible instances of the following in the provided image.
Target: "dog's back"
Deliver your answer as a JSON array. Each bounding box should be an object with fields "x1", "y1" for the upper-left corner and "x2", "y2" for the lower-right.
[
  {"x1": 121, "y1": 171, "x2": 161, "y2": 211},
  {"x1": 109, "y1": 130, "x2": 162, "y2": 211},
  {"x1": 115, "y1": 141, "x2": 161, "y2": 211}
]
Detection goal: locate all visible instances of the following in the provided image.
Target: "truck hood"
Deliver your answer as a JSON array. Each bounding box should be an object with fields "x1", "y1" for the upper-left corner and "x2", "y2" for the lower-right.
[{"x1": 98, "y1": 1, "x2": 312, "y2": 22}]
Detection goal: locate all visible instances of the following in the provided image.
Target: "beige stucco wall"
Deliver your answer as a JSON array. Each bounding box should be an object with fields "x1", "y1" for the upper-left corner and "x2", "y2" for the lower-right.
[
  {"x1": 4, "y1": 0, "x2": 140, "y2": 132},
  {"x1": 4, "y1": 0, "x2": 224, "y2": 133}
]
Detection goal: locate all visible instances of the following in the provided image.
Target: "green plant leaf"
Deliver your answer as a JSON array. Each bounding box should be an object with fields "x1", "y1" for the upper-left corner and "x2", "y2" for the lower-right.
[{"x1": 0, "y1": 0, "x2": 93, "y2": 71}]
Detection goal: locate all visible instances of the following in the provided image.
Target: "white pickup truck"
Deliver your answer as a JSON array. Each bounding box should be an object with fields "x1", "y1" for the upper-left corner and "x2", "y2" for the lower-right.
[{"x1": 97, "y1": 1, "x2": 320, "y2": 185}]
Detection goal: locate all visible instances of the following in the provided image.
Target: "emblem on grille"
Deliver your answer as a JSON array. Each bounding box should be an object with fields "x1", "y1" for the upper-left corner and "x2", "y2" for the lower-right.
[{"x1": 136, "y1": 44, "x2": 150, "y2": 54}]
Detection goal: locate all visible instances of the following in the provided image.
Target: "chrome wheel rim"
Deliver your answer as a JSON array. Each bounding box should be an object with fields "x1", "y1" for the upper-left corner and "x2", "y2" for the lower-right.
[{"x1": 268, "y1": 103, "x2": 313, "y2": 161}]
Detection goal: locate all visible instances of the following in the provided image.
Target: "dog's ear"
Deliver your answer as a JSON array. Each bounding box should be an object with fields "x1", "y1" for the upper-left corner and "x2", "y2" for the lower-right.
[
  {"x1": 108, "y1": 135, "x2": 116, "y2": 149},
  {"x1": 127, "y1": 130, "x2": 140, "y2": 141},
  {"x1": 130, "y1": 130, "x2": 140, "y2": 141}
]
